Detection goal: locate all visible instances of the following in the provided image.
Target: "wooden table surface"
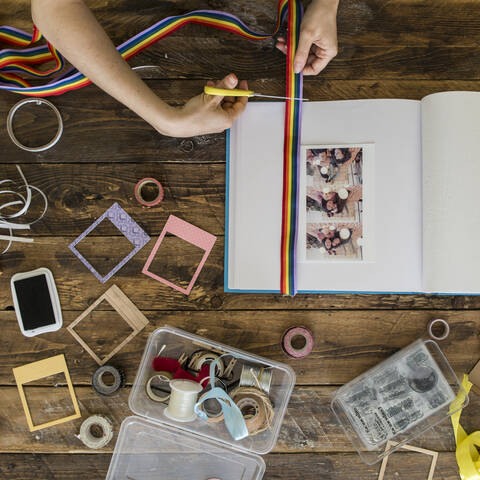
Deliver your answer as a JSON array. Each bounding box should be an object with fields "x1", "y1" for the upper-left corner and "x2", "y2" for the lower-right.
[{"x1": 1, "y1": 0, "x2": 480, "y2": 478}]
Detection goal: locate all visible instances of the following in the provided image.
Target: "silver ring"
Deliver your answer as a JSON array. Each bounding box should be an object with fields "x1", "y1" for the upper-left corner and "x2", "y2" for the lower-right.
[
  {"x1": 7, "y1": 98, "x2": 63, "y2": 152},
  {"x1": 427, "y1": 318, "x2": 450, "y2": 341}
]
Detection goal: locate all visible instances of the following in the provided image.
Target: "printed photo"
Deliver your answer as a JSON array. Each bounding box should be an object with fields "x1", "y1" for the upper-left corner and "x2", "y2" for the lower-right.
[
  {"x1": 306, "y1": 223, "x2": 363, "y2": 261},
  {"x1": 306, "y1": 184, "x2": 362, "y2": 222},
  {"x1": 306, "y1": 147, "x2": 363, "y2": 188}
]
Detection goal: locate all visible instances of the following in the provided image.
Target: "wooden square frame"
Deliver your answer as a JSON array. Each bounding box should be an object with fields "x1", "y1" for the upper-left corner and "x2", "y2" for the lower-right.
[
  {"x1": 67, "y1": 285, "x2": 149, "y2": 366},
  {"x1": 13, "y1": 354, "x2": 81, "y2": 432},
  {"x1": 378, "y1": 441, "x2": 438, "y2": 480}
]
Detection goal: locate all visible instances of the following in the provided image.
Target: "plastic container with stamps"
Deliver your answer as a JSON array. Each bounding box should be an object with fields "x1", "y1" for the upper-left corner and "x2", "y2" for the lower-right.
[{"x1": 331, "y1": 338, "x2": 468, "y2": 465}]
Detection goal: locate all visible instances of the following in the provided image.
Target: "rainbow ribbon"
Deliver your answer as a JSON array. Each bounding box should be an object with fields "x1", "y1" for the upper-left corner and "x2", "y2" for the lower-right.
[{"x1": 0, "y1": 0, "x2": 302, "y2": 295}]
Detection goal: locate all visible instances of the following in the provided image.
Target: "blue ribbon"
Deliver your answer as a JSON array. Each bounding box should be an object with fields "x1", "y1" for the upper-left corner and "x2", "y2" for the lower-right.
[{"x1": 194, "y1": 355, "x2": 248, "y2": 441}]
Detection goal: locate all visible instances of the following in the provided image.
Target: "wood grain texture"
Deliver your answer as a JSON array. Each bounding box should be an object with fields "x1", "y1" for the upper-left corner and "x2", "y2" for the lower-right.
[
  {"x1": 1, "y1": 237, "x2": 479, "y2": 311},
  {"x1": 0, "y1": 452, "x2": 464, "y2": 479},
  {"x1": 4, "y1": 0, "x2": 480, "y2": 47},
  {"x1": 1, "y1": 0, "x2": 479, "y2": 477},
  {"x1": 0, "y1": 383, "x2": 472, "y2": 453},
  {"x1": 3, "y1": 80, "x2": 480, "y2": 164},
  {"x1": 0, "y1": 310, "x2": 479, "y2": 385}
]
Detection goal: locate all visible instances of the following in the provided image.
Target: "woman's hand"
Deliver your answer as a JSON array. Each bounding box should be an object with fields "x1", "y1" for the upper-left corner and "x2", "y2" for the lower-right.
[
  {"x1": 168, "y1": 74, "x2": 249, "y2": 137},
  {"x1": 276, "y1": 0, "x2": 339, "y2": 75}
]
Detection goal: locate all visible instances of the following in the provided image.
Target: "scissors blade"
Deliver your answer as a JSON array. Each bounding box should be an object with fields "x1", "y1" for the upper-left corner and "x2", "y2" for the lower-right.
[{"x1": 253, "y1": 93, "x2": 309, "y2": 101}]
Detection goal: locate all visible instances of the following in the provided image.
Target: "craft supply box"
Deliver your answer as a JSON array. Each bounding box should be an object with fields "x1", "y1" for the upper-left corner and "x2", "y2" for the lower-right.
[
  {"x1": 331, "y1": 339, "x2": 468, "y2": 465},
  {"x1": 106, "y1": 326, "x2": 296, "y2": 480}
]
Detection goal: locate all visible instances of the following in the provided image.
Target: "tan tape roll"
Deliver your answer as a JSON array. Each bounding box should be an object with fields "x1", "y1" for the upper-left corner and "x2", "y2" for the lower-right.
[{"x1": 146, "y1": 371, "x2": 173, "y2": 403}]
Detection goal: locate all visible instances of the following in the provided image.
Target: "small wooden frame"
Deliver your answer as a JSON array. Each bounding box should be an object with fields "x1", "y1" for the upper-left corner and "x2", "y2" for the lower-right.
[
  {"x1": 67, "y1": 285, "x2": 149, "y2": 366},
  {"x1": 13, "y1": 354, "x2": 81, "y2": 432},
  {"x1": 378, "y1": 441, "x2": 438, "y2": 480}
]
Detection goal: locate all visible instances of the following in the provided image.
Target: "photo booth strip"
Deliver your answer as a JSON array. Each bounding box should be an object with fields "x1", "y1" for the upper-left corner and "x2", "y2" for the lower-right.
[
  {"x1": 142, "y1": 215, "x2": 217, "y2": 295},
  {"x1": 12, "y1": 354, "x2": 81, "y2": 432},
  {"x1": 377, "y1": 441, "x2": 438, "y2": 480},
  {"x1": 68, "y1": 202, "x2": 150, "y2": 283},
  {"x1": 67, "y1": 285, "x2": 149, "y2": 366}
]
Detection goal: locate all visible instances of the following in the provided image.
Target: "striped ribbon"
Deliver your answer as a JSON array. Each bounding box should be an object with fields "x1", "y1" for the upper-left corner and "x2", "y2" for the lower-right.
[{"x1": 0, "y1": 0, "x2": 302, "y2": 295}]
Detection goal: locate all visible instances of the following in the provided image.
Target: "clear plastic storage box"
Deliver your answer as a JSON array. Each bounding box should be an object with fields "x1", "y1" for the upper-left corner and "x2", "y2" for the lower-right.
[
  {"x1": 331, "y1": 339, "x2": 468, "y2": 465},
  {"x1": 106, "y1": 326, "x2": 296, "y2": 480}
]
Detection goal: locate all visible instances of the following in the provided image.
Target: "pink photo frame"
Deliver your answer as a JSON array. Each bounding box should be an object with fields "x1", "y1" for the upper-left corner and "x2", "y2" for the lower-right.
[{"x1": 142, "y1": 215, "x2": 217, "y2": 295}]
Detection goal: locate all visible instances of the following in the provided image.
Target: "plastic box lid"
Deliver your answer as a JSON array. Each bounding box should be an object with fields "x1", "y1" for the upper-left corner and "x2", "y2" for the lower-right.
[
  {"x1": 331, "y1": 339, "x2": 468, "y2": 465},
  {"x1": 106, "y1": 416, "x2": 266, "y2": 480},
  {"x1": 128, "y1": 326, "x2": 296, "y2": 456}
]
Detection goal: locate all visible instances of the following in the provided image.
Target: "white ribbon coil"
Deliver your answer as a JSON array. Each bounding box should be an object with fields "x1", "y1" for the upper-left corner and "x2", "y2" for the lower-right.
[{"x1": 0, "y1": 165, "x2": 48, "y2": 254}]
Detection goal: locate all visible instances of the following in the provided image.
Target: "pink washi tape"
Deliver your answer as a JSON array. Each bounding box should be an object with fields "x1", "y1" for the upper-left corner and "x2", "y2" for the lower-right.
[
  {"x1": 134, "y1": 177, "x2": 164, "y2": 207},
  {"x1": 281, "y1": 326, "x2": 314, "y2": 359}
]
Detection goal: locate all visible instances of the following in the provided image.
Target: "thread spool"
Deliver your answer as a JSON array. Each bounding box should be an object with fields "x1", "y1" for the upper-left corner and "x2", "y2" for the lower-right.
[
  {"x1": 77, "y1": 415, "x2": 114, "y2": 449},
  {"x1": 230, "y1": 386, "x2": 274, "y2": 436},
  {"x1": 134, "y1": 177, "x2": 164, "y2": 207},
  {"x1": 146, "y1": 371, "x2": 173, "y2": 403},
  {"x1": 198, "y1": 378, "x2": 227, "y2": 423},
  {"x1": 427, "y1": 318, "x2": 450, "y2": 341},
  {"x1": 281, "y1": 326, "x2": 314, "y2": 359},
  {"x1": 164, "y1": 379, "x2": 202, "y2": 422},
  {"x1": 239, "y1": 365, "x2": 273, "y2": 394}
]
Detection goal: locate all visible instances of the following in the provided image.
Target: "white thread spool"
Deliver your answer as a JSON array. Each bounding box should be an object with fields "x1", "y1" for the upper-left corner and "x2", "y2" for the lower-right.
[{"x1": 164, "y1": 379, "x2": 202, "y2": 422}]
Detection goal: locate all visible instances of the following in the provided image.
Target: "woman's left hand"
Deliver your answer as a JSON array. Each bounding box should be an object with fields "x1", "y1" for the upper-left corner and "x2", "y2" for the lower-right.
[{"x1": 275, "y1": 0, "x2": 339, "y2": 75}]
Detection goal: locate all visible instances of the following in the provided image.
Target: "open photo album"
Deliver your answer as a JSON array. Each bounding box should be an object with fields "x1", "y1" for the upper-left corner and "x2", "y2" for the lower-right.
[{"x1": 225, "y1": 91, "x2": 480, "y2": 294}]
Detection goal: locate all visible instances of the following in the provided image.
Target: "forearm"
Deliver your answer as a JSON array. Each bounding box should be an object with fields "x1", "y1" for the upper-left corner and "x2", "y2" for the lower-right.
[{"x1": 31, "y1": 0, "x2": 178, "y2": 135}]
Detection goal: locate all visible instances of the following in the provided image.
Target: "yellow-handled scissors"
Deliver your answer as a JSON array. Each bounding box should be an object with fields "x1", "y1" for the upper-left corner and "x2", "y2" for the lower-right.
[{"x1": 204, "y1": 86, "x2": 308, "y2": 101}]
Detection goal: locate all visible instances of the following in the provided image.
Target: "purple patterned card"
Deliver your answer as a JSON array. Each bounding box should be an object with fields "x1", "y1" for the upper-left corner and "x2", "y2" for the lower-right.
[{"x1": 69, "y1": 202, "x2": 150, "y2": 283}]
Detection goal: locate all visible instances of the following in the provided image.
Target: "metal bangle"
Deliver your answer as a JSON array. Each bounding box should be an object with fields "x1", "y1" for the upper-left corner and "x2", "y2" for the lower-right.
[
  {"x1": 7, "y1": 98, "x2": 63, "y2": 152},
  {"x1": 427, "y1": 318, "x2": 450, "y2": 341}
]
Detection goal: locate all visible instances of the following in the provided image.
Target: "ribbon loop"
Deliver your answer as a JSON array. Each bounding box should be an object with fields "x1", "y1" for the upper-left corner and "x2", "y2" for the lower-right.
[{"x1": 194, "y1": 355, "x2": 249, "y2": 441}]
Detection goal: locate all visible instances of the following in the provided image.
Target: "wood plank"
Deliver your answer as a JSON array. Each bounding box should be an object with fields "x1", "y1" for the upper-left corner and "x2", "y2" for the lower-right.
[
  {"x1": 0, "y1": 310, "x2": 478, "y2": 385},
  {"x1": 2, "y1": 80, "x2": 480, "y2": 164},
  {"x1": 0, "y1": 452, "x2": 463, "y2": 479},
  {"x1": 1, "y1": 236, "x2": 479, "y2": 311},
  {"x1": 0, "y1": 384, "x2": 470, "y2": 453},
  {"x1": 0, "y1": 164, "x2": 226, "y2": 235},
  {"x1": 4, "y1": 0, "x2": 480, "y2": 47}
]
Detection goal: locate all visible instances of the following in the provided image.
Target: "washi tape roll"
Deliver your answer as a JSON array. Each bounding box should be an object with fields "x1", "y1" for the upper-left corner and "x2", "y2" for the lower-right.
[
  {"x1": 134, "y1": 177, "x2": 164, "y2": 207},
  {"x1": 281, "y1": 326, "x2": 314, "y2": 359},
  {"x1": 91, "y1": 365, "x2": 125, "y2": 396},
  {"x1": 427, "y1": 318, "x2": 450, "y2": 341},
  {"x1": 146, "y1": 371, "x2": 173, "y2": 403},
  {"x1": 77, "y1": 415, "x2": 114, "y2": 449}
]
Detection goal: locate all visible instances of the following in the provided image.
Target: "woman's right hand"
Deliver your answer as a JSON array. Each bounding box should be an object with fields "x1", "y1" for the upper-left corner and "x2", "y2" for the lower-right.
[{"x1": 167, "y1": 73, "x2": 249, "y2": 137}]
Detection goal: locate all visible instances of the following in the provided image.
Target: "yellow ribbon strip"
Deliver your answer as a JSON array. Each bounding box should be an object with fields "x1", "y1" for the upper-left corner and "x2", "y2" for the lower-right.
[{"x1": 451, "y1": 374, "x2": 480, "y2": 480}]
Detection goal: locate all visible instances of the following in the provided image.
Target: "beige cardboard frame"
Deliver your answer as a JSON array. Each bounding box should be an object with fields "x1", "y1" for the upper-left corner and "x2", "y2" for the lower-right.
[
  {"x1": 13, "y1": 354, "x2": 81, "y2": 432},
  {"x1": 67, "y1": 285, "x2": 149, "y2": 366},
  {"x1": 378, "y1": 441, "x2": 438, "y2": 480}
]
